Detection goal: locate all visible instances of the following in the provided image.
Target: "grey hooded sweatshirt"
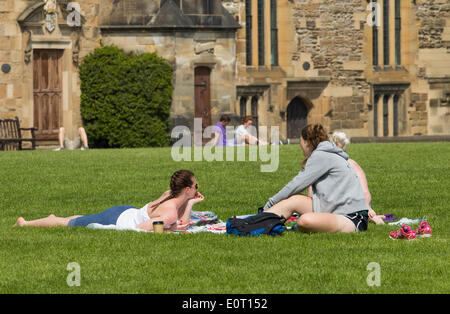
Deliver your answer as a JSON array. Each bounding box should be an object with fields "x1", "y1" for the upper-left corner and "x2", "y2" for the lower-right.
[{"x1": 264, "y1": 141, "x2": 368, "y2": 215}]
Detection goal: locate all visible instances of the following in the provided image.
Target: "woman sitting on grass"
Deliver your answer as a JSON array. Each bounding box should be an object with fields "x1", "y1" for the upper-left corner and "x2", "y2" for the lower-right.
[
  {"x1": 14, "y1": 170, "x2": 204, "y2": 232},
  {"x1": 264, "y1": 124, "x2": 369, "y2": 233},
  {"x1": 328, "y1": 131, "x2": 385, "y2": 225}
]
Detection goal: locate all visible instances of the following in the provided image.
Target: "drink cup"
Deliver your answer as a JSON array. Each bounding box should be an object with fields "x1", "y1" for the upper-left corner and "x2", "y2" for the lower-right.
[{"x1": 153, "y1": 221, "x2": 164, "y2": 234}]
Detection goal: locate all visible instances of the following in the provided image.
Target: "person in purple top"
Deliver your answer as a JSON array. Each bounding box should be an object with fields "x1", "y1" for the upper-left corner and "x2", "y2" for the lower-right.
[{"x1": 211, "y1": 114, "x2": 231, "y2": 146}]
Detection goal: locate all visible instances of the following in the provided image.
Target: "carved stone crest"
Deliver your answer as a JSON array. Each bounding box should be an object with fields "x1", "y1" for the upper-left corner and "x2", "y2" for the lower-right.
[
  {"x1": 194, "y1": 42, "x2": 215, "y2": 55},
  {"x1": 72, "y1": 32, "x2": 81, "y2": 67},
  {"x1": 44, "y1": 0, "x2": 57, "y2": 33},
  {"x1": 43, "y1": 0, "x2": 57, "y2": 15},
  {"x1": 24, "y1": 30, "x2": 32, "y2": 64}
]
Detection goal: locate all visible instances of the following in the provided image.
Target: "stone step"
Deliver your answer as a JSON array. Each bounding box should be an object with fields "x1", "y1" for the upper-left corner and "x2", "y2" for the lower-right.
[
  {"x1": 35, "y1": 140, "x2": 59, "y2": 150},
  {"x1": 351, "y1": 135, "x2": 450, "y2": 143}
]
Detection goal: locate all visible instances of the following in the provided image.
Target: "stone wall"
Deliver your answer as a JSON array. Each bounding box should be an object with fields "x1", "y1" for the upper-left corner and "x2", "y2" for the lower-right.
[
  {"x1": 415, "y1": 0, "x2": 450, "y2": 135},
  {"x1": 416, "y1": 0, "x2": 450, "y2": 49},
  {"x1": 0, "y1": 1, "x2": 32, "y2": 121},
  {"x1": 289, "y1": 0, "x2": 450, "y2": 137},
  {"x1": 1, "y1": 0, "x2": 449, "y2": 143},
  {"x1": 293, "y1": 0, "x2": 367, "y2": 82},
  {"x1": 287, "y1": 0, "x2": 371, "y2": 137}
]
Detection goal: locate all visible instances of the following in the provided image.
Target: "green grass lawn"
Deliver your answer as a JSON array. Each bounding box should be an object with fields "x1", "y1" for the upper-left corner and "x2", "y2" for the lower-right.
[{"x1": 0, "y1": 143, "x2": 449, "y2": 293}]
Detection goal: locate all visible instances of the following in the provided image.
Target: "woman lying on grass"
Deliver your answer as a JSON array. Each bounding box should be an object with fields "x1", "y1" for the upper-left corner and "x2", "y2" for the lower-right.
[
  {"x1": 264, "y1": 124, "x2": 369, "y2": 233},
  {"x1": 14, "y1": 170, "x2": 204, "y2": 232}
]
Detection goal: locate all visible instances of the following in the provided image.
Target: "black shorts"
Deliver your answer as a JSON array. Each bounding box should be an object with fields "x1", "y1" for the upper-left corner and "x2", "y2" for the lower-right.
[{"x1": 343, "y1": 210, "x2": 368, "y2": 232}]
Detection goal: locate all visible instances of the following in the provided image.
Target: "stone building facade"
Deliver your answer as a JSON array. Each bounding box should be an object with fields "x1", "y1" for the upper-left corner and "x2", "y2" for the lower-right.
[
  {"x1": 226, "y1": 0, "x2": 450, "y2": 140},
  {"x1": 0, "y1": 0, "x2": 449, "y2": 145}
]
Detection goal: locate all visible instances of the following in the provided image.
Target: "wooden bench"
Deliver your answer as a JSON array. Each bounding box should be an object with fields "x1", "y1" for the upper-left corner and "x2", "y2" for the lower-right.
[{"x1": 0, "y1": 116, "x2": 37, "y2": 151}]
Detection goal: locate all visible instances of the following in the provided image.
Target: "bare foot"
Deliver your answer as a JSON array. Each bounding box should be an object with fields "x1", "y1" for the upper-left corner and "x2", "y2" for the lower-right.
[{"x1": 14, "y1": 217, "x2": 26, "y2": 227}]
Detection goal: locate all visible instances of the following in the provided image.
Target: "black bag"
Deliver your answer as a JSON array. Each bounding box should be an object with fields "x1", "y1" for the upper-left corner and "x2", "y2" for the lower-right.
[{"x1": 226, "y1": 212, "x2": 286, "y2": 236}]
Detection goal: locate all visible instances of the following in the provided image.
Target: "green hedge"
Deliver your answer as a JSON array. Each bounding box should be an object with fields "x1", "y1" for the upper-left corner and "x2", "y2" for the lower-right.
[{"x1": 79, "y1": 45, "x2": 173, "y2": 148}]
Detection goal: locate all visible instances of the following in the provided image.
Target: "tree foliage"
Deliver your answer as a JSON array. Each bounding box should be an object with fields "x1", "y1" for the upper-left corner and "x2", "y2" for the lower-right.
[{"x1": 79, "y1": 45, "x2": 173, "y2": 148}]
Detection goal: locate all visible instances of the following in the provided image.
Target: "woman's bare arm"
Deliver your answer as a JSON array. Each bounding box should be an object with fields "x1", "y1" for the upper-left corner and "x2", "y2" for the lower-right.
[{"x1": 178, "y1": 192, "x2": 204, "y2": 222}]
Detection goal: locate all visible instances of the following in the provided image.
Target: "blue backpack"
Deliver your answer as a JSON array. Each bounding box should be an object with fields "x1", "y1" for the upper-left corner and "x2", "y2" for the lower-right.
[{"x1": 226, "y1": 212, "x2": 286, "y2": 236}]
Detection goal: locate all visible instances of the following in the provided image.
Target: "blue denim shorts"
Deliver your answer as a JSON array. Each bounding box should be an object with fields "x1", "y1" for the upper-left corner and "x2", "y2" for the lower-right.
[{"x1": 67, "y1": 205, "x2": 135, "y2": 227}]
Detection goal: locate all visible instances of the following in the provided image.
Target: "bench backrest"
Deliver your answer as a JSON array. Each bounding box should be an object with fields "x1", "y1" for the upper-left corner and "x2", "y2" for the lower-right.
[
  {"x1": 0, "y1": 117, "x2": 22, "y2": 139},
  {"x1": 0, "y1": 117, "x2": 24, "y2": 150}
]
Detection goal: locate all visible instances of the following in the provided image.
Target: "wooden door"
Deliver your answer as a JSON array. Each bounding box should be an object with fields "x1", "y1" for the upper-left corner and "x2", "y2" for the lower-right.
[
  {"x1": 287, "y1": 97, "x2": 308, "y2": 139},
  {"x1": 194, "y1": 66, "x2": 211, "y2": 145},
  {"x1": 33, "y1": 49, "x2": 63, "y2": 140}
]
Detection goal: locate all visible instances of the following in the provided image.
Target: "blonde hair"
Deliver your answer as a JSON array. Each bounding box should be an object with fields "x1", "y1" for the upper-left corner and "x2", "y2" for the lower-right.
[{"x1": 329, "y1": 131, "x2": 350, "y2": 151}]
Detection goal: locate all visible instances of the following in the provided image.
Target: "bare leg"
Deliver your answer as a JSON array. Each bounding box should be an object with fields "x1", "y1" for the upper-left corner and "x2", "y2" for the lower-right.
[
  {"x1": 297, "y1": 213, "x2": 356, "y2": 233},
  {"x1": 242, "y1": 134, "x2": 258, "y2": 145},
  {"x1": 265, "y1": 194, "x2": 313, "y2": 219},
  {"x1": 265, "y1": 195, "x2": 356, "y2": 233},
  {"x1": 14, "y1": 214, "x2": 81, "y2": 228},
  {"x1": 78, "y1": 127, "x2": 89, "y2": 148},
  {"x1": 258, "y1": 137, "x2": 268, "y2": 146},
  {"x1": 58, "y1": 127, "x2": 66, "y2": 149},
  {"x1": 237, "y1": 135, "x2": 246, "y2": 145}
]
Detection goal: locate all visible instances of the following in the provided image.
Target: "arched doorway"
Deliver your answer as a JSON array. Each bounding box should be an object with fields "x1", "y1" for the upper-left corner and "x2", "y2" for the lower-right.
[{"x1": 287, "y1": 97, "x2": 309, "y2": 139}]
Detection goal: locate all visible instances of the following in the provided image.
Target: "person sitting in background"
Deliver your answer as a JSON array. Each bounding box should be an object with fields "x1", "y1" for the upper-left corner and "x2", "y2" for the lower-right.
[
  {"x1": 54, "y1": 126, "x2": 89, "y2": 151},
  {"x1": 211, "y1": 114, "x2": 231, "y2": 147},
  {"x1": 235, "y1": 116, "x2": 267, "y2": 146}
]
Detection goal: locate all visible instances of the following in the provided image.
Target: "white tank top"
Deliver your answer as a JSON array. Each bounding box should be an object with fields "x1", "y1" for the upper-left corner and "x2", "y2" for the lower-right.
[{"x1": 115, "y1": 203, "x2": 150, "y2": 229}]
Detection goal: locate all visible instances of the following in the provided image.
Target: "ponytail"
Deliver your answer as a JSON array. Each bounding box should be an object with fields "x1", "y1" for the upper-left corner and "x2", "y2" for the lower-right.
[
  {"x1": 150, "y1": 170, "x2": 195, "y2": 212},
  {"x1": 150, "y1": 193, "x2": 176, "y2": 212},
  {"x1": 300, "y1": 124, "x2": 328, "y2": 169}
]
